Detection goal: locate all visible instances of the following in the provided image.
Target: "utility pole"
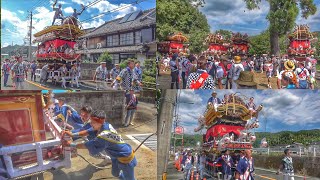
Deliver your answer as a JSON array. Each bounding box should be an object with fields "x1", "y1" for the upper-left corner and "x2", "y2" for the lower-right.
[
  {"x1": 157, "y1": 90, "x2": 176, "y2": 180},
  {"x1": 28, "y1": 11, "x2": 33, "y2": 61}
]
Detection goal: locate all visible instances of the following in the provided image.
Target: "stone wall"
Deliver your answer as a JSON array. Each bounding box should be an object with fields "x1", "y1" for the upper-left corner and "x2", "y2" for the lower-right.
[
  {"x1": 79, "y1": 63, "x2": 99, "y2": 80},
  {"x1": 54, "y1": 91, "x2": 124, "y2": 126},
  {"x1": 253, "y1": 154, "x2": 320, "y2": 177}
]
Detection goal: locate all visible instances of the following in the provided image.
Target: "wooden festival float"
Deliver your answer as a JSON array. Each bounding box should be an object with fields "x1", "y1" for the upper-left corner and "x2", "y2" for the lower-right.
[
  {"x1": 157, "y1": 32, "x2": 190, "y2": 55},
  {"x1": 231, "y1": 32, "x2": 250, "y2": 56},
  {"x1": 204, "y1": 33, "x2": 230, "y2": 55},
  {"x1": 33, "y1": 16, "x2": 84, "y2": 84},
  {"x1": 0, "y1": 91, "x2": 72, "y2": 179},
  {"x1": 287, "y1": 24, "x2": 317, "y2": 61},
  {"x1": 195, "y1": 93, "x2": 264, "y2": 176}
]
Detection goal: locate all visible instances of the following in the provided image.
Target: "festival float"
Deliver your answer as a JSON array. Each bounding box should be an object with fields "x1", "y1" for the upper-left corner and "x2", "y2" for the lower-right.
[
  {"x1": 204, "y1": 33, "x2": 230, "y2": 55},
  {"x1": 231, "y1": 32, "x2": 250, "y2": 56},
  {"x1": 287, "y1": 24, "x2": 317, "y2": 61},
  {"x1": 157, "y1": 32, "x2": 190, "y2": 55},
  {"x1": 33, "y1": 16, "x2": 84, "y2": 84},
  {"x1": 0, "y1": 91, "x2": 73, "y2": 179},
  {"x1": 194, "y1": 93, "x2": 265, "y2": 176}
]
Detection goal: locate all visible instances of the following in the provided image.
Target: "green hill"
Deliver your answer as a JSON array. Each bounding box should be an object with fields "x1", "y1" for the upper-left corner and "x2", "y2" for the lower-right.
[
  {"x1": 253, "y1": 129, "x2": 320, "y2": 148},
  {"x1": 1, "y1": 45, "x2": 37, "y2": 56},
  {"x1": 176, "y1": 129, "x2": 320, "y2": 148}
]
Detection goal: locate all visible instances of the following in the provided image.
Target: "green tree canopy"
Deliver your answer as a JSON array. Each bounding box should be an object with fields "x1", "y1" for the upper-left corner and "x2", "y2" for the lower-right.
[
  {"x1": 97, "y1": 52, "x2": 112, "y2": 64},
  {"x1": 244, "y1": 0, "x2": 317, "y2": 56},
  {"x1": 157, "y1": 0, "x2": 210, "y2": 53}
]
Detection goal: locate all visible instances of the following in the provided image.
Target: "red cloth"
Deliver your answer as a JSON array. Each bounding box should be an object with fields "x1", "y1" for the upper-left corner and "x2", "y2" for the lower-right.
[
  {"x1": 209, "y1": 44, "x2": 228, "y2": 52},
  {"x1": 205, "y1": 124, "x2": 245, "y2": 141},
  {"x1": 170, "y1": 42, "x2": 183, "y2": 49}
]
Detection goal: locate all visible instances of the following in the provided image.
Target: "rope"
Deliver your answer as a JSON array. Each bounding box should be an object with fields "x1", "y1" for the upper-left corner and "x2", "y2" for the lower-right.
[
  {"x1": 75, "y1": 132, "x2": 156, "y2": 169},
  {"x1": 76, "y1": 153, "x2": 111, "y2": 169}
]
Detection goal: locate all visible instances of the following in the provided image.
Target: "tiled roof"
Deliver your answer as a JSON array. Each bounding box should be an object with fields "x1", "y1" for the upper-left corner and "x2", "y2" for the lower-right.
[
  {"x1": 81, "y1": 8, "x2": 156, "y2": 38},
  {"x1": 76, "y1": 45, "x2": 144, "y2": 54}
]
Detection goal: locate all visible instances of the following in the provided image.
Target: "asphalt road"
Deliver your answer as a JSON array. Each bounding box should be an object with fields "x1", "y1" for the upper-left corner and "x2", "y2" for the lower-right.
[
  {"x1": 1, "y1": 75, "x2": 97, "y2": 91},
  {"x1": 165, "y1": 160, "x2": 319, "y2": 180}
]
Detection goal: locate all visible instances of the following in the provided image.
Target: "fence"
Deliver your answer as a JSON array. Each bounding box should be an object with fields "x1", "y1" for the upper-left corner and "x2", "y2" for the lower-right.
[{"x1": 253, "y1": 147, "x2": 320, "y2": 157}]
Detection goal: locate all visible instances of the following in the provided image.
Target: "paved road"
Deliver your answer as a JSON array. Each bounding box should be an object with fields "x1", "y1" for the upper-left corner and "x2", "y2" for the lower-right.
[
  {"x1": 1, "y1": 76, "x2": 97, "y2": 91},
  {"x1": 126, "y1": 133, "x2": 157, "y2": 151},
  {"x1": 166, "y1": 160, "x2": 319, "y2": 180}
]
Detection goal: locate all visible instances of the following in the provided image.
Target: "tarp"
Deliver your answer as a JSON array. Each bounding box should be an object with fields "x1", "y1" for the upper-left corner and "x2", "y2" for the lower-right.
[{"x1": 205, "y1": 124, "x2": 245, "y2": 141}]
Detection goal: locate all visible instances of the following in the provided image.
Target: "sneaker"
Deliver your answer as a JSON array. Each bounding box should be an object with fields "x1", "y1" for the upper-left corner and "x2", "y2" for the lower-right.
[{"x1": 130, "y1": 122, "x2": 134, "y2": 126}]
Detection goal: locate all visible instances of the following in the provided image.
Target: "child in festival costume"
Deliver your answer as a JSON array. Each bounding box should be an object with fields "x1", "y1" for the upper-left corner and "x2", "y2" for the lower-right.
[
  {"x1": 186, "y1": 55, "x2": 215, "y2": 89},
  {"x1": 63, "y1": 110, "x2": 137, "y2": 180},
  {"x1": 264, "y1": 58, "x2": 274, "y2": 89},
  {"x1": 277, "y1": 60, "x2": 297, "y2": 89},
  {"x1": 294, "y1": 61, "x2": 310, "y2": 89},
  {"x1": 230, "y1": 56, "x2": 244, "y2": 89}
]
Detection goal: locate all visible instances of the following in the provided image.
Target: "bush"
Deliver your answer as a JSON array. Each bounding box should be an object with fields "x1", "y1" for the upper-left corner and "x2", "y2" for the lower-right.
[{"x1": 97, "y1": 52, "x2": 112, "y2": 64}]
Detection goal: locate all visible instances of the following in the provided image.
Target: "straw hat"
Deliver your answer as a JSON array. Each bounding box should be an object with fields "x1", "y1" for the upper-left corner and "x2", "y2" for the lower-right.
[
  {"x1": 284, "y1": 60, "x2": 295, "y2": 70},
  {"x1": 234, "y1": 56, "x2": 241, "y2": 64},
  {"x1": 235, "y1": 71, "x2": 257, "y2": 87}
]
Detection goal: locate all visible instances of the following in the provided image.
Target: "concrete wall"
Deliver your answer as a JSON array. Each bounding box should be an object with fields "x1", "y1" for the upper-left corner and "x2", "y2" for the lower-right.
[
  {"x1": 80, "y1": 63, "x2": 114, "y2": 80},
  {"x1": 54, "y1": 91, "x2": 125, "y2": 126}
]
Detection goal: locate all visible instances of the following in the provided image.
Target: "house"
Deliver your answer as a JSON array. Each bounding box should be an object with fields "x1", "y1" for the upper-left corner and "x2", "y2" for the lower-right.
[{"x1": 76, "y1": 8, "x2": 156, "y2": 65}]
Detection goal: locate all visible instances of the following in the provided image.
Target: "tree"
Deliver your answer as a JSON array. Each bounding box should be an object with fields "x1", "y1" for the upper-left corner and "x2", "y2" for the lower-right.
[
  {"x1": 215, "y1": 29, "x2": 233, "y2": 41},
  {"x1": 97, "y1": 52, "x2": 112, "y2": 64},
  {"x1": 157, "y1": 0, "x2": 210, "y2": 53},
  {"x1": 244, "y1": 0, "x2": 317, "y2": 56}
]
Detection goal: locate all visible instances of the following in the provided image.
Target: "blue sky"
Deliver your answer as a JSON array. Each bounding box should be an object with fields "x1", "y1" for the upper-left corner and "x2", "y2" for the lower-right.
[
  {"x1": 197, "y1": 0, "x2": 320, "y2": 35},
  {"x1": 173, "y1": 90, "x2": 320, "y2": 135},
  {"x1": 1, "y1": 0, "x2": 155, "y2": 47}
]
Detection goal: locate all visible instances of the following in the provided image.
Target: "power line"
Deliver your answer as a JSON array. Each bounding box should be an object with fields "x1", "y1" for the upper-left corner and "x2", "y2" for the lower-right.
[{"x1": 80, "y1": 0, "x2": 145, "y2": 23}]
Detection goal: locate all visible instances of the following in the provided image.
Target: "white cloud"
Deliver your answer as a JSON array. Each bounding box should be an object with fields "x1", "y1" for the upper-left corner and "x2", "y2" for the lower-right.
[
  {"x1": 1, "y1": 42, "x2": 9, "y2": 48},
  {"x1": 18, "y1": 10, "x2": 24, "y2": 14},
  {"x1": 90, "y1": 0, "x2": 118, "y2": 13},
  {"x1": 71, "y1": 0, "x2": 91, "y2": 5},
  {"x1": 64, "y1": 7, "x2": 74, "y2": 14},
  {"x1": 81, "y1": 18, "x2": 105, "y2": 29},
  {"x1": 115, "y1": 5, "x2": 138, "y2": 19},
  {"x1": 1, "y1": 6, "x2": 56, "y2": 46}
]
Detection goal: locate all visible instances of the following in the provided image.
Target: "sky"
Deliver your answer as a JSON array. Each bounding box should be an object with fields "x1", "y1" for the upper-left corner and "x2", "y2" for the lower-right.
[
  {"x1": 1, "y1": 0, "x2": 155, "y2": 47},
  {"x1": 197, "y1": 0, "x2": 320, "y2": 35},
  {"x1": 173, "y1": 90, "x2": 320, "y2": 135}
]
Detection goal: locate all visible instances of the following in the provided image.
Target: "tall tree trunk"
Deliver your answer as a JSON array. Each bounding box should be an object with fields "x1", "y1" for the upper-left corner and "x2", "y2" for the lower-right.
[
  {"x1": 269, "y1": 1, "x2": 281, "y2": 56},
  {"x1": 270, "y1": 29, "x2": 280, "y2": 56}
]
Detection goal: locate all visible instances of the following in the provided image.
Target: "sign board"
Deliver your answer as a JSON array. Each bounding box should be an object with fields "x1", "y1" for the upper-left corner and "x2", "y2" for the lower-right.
[{"x1": 175, "y1": 126, "x2": 184, "y2": 134}]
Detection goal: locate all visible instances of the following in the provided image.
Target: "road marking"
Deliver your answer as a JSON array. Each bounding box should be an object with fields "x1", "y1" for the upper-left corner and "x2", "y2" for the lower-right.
[
  {"x1": 25, "y1": 79, "x2": 51, "y2": 90},
  {"x1": 255, "y1": 174, "x2": 277, "y2": 180},
  {"x1": 126, "y1": 133, "x2": 156, "y2": 151}
]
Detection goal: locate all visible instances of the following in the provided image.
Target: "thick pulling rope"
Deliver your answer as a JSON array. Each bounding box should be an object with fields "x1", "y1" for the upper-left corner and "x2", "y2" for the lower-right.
[{"x1": 75, "y1": 132, "x2": 156, "y2": 169}]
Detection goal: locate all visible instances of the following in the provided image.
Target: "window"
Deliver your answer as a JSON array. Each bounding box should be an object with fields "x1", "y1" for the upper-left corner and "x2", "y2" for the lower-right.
[
  {"x1": 135, "y1": 31, "x2": 142, "y2": 44},
  {"x1": 111, "y1": 54, "x2": 120, "y2": 64},
  {"x1": 120, "y1": 54, "x2": 136, "y2": 62},
  {"x1": 107, "y1": 34, "x2": 119, "y2": 47},
  {"x1": 120, "y1": 32, "x2": 134, "y2": 46},
  {"x1": 141, "y1": 28, "x2": 153, "y2": 43}
]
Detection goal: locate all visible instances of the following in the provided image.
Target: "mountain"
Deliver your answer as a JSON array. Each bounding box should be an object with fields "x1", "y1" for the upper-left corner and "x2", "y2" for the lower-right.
[
  {"x1": 1, "y1": 45, "x2": 37, "y2": 56},
  {"x1": 253, "y1": 129, "x2": 320, "y2": 148}
]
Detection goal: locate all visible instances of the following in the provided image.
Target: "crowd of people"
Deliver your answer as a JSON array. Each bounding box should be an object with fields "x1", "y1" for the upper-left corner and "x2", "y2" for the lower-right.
[
  {"x1": 174, "y1": 148, "x2": 295, "y2": 180},
  {"x1": 43, "y1": 93, "x2": 138, "y2": 179},
  {"x1": 160, "y1": 52, "x2": 318, "y2": 89},
  {"x1": 1, "y1": 57, "x2": 144, "y2": 91}
]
